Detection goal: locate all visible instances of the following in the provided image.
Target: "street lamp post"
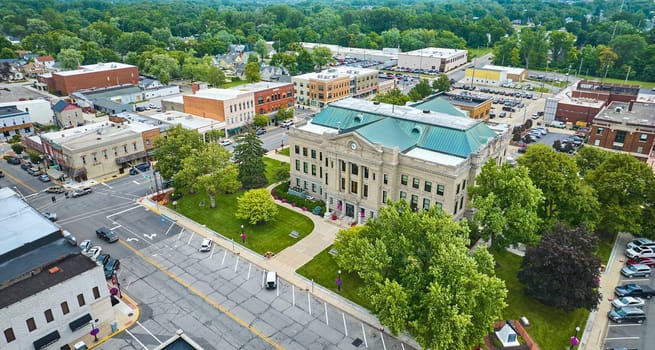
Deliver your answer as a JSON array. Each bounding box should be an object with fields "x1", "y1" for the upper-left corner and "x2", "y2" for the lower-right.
[
  {"x1": 569, "y1": 326, "x2": 580, "y2": 350},
  {"x1": 336, "y1": 270, "x2": 342, "y2": 292}
]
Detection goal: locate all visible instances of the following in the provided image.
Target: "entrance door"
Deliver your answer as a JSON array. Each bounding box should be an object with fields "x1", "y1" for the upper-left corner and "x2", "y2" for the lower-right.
[{"x1": 345, "y1": 203, "x2": 354, "y2": 217}]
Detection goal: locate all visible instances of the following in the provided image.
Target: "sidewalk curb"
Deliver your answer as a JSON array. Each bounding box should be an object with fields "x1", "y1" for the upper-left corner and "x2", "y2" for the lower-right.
[{"x1": 88, "y1": 292, "x2": 141, "y2": 349}]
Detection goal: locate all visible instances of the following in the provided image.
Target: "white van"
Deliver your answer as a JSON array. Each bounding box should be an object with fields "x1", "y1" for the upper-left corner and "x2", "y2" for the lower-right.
[
  {"x1": 550, "y1": 120, "x2": 566, "y2": 128},
  {"x1": 265, "y1": 271, "x2": 278, "y2": 289}
]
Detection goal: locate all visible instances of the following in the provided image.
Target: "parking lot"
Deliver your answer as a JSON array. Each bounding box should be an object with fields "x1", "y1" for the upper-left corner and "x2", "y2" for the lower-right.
[
  {"x1": 603, "y1": 236, "x2": 655, "y2": 349},
  {"x1": 102, "y1": 207, "x2": 412, "y2": 350}
]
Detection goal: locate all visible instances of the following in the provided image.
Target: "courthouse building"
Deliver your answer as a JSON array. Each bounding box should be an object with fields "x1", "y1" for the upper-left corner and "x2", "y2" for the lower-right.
[{"x1": 288, "y1": 98, "x2": 511, "y2": 224}]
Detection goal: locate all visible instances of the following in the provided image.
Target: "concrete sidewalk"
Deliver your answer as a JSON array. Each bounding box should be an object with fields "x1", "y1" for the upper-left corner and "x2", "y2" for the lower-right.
[
  {"x1": 579, "y1": 232, "x2": 631, "y2": 350},
  {"x1": 139, "y1": 196, "x2": 420, "y2": 349}
]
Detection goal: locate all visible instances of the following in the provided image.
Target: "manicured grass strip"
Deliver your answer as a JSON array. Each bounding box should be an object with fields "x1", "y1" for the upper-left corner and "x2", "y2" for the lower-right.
[
  {"x1": 171, "y1": 190, "x2": 314, "y2": 255},
  {"x1": 263, "y1": 157, "x2": 288, "y2": 185},
  {"x1": 494, "y1": 250, "x2": 589, "y2": 350},
  {"x1": 296, "y1": 246, "x2": 373, "y2": 310},
  {"x1": 279, "y1": 147, "x2": 290, "y2": 156}
]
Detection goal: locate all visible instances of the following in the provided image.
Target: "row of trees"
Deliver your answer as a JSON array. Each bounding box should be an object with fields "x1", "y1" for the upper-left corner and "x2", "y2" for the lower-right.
[
  {"x1": 2, "y1": 0, "x2": 652, "y2": 81},
  {"x1": 469, "y1": 144, "x2": 655, "y2": 312}
]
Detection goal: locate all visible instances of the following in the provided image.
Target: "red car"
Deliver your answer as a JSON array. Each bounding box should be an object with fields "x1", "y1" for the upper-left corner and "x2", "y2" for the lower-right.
[{"x1": 628, "y1": 257, "x2": 655, "y2": 267}]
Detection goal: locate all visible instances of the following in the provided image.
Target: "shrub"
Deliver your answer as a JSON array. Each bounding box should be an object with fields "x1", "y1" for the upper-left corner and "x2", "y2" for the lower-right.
[{"x1": 272, "y1": 182, "x2": 326, "y2": 216}]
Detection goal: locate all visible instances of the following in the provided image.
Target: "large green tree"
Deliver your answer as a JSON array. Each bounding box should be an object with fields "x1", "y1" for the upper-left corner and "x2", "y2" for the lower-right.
[
  {"x1": 152, "y1": 125, "x2": 204, "y2": 181},
  {"x1": 372, "y1": 88, "x2": 410, "y2": 106},
  {"x1": 469, "y1": 161, "x2": 543, "y2": 250},
  {"x1": 232, "y1": 128, "x2": 267, "y2": 189},
  {"x1": 518, "y1": 224, "x2": 601, "y2": 312},
  {"x1": 57, "y1": 48, "x2": 83, "y2": 70},
  {"x1": 176, "y1": 143, "x2": 240, "y2": 208},
  {"x1": 584, "y1": 153, "x2": 655, "y2": 235},
  {"x1": 334, "y1": 201, "x2": 507, "y2": 349},
  {"x1": 235, "y1": 189, "x2": 279, "y2": 224},
  {"x1": 518, "y1": 144, "x2": 599, "y2": 231}
]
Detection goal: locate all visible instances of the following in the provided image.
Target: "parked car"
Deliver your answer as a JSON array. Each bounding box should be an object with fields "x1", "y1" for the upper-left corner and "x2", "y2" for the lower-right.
[
  {"x1": 627, "y1": 238, "x2": 655, "y2": 250},
  {"x1": 39, "y1": 174, "x2": 51, "y2": 182},
  {"x1": 628, "y1": 257, "x2": 655, "y2": 267},
  {"x1": 72, "y1": 187, "x2": 92, "y2": 198},
  {"x1": 96, "y1": 227, "x2": 119, "y2": 243},
  {"x1": 625, "y1": 246, "x2": 655, "y2": 259},
  {"x1": 96, "y1": 253, "x2": 111, "y2": 266},
  {"x1": 607, "y1": 306, "x2": 646, "y2": 324},
  {"x1": 615, "y1": 283, "x2": 655, "y2": 299},
  {"x1": 199, "y1": 239, "x2": 212, "y2": 252},
  {"x1": 621, "y1": 263, "x2": 651, "y2": 278},
  {"x1": 280, "y1": 120, "x2": 294, "y2": 128},
  {"x1": 79, "y1": 239, "x2": 92, "y2": 252},
  {"x1": 21, "y1": 162, "x2": 33, "y2": 170},
  {"x1": 6, "y1": 156, "x2": 21, "y2": 165},
  {"x1": 255, "y1": 128, "x2": 266, "y2": 135},
  {"x1": 265, "y1": 271, "x2": 278, "y2": 289},
  {"x1": 62, "y1": 230, "x2": 77, "y2": 246},
  {"x1": 26, "y1": 167, "x2": 40, "y2": 175},
  {"x1": 42, "y1": 211, "x2": 57, "y2": 222},
  {"x1": 129, "y1": 162, "x2": 150, "y2": 175},
  {"x1": 612, "y1": 296, "x2": 645, "y2": 309},
  {"x1": 104, "y1": 258, "x2": 120, "y2": 279},
  {"x1": 219, "y1": 139, "x2": 232, "y2": 146},
  {"x1": 85, "y1": 246, "x2": 102, "y2": 261},
  {"x1": 45, "y1": 186, "x2": 66, "y2": 194}
]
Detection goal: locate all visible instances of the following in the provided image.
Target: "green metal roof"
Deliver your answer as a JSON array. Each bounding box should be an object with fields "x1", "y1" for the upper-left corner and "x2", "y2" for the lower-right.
[
  {"x1": 310, "y1": 99, "x2": 498, "y2": 158},
  {"x1": 411, "y1": 97, "x2": 467, "y2": 117}
]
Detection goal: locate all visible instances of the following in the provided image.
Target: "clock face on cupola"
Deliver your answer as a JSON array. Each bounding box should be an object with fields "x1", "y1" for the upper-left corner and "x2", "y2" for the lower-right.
[{"x1": 350, "y1": 142, "x2": 357, "y2": 150}]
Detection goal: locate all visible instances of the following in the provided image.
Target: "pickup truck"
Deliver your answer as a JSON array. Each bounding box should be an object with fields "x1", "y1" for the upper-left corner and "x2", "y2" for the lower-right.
[{"x1": 615, "y1": 283, "x2": 655, "y2": 299}]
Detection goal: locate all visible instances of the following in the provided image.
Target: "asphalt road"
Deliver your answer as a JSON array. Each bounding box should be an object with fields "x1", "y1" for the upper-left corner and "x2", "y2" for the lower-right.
[{"x1": 1, "y1": 162, "x2": 413, "y2": 349}]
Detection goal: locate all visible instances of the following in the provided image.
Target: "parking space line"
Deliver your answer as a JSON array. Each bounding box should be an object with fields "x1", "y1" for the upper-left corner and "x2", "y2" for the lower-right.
[
  {"x1": 124, "y1": 329, "x2": 149, "y2": 350},
  {"x1": 186, "y1": 231, "x2": 194, "y2": 245},
  {"x1": 247, "y1": 263, "x2": 252, "y2": 280},
  {"x1": 111, "y1": 225, "x2": 122, "y2": 231},
  {"x1": 177, "y1": 228, "x2": 184, "y2": 240},
  {"x1": 137, "y1": 321, "x2": 163, "y2": 344},
  {"x1": 222, "y1": 249, "x2": 227, "y2": 265},
  {"x1": 401, "y1": 343, "x2": 405, "y2": 350},
  {"x1": 604, "y1": 336, "x2": 640, "y2": 340},
  {"x1": 261, "y1": 271, "x2": 265, "y2": 288},
  {"x1": 361, "y1": 323, "x2": 368, "y2": 348},
  {"x1": 292, "y1": 286, "x2": 295, "y2": 306},
  {"x1": 608, "y1": 324, "x2": 643, "y2": 327},
  {"x1": 118, "y1": 240, "x2": 284, "y2": 349},
  {"x1": 163, "y1": 222, "x2": 176, "y2": 236},
  {"x1": 276, "y1": 282, "x2": 280, "y2": 297},
  {"x1": 210, "y1": 243, "x2": 216, "y2": 258},
  {"x1": 342, "y1": 313, "x2": 348, "y2": 336},
  {"x1": 380, "y1": 329, "x2": 387, "y2": 350},
  {"x1": 307, "y1": 293, "x2": 312, "y2": 315},
  {"x1": 324, "y1": 303, "x2": 329, "y2": 326},
  {"x1": 234, "y1": 255, "x2": 240, "y2": 272}
]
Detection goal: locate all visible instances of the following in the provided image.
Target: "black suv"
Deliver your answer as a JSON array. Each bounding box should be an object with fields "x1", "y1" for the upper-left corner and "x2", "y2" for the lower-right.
[
  {"x1": 6, "y1": 156, "x2": 20, "y2": 165},
  {"x1": 96, "y1": 227, "x2": 119, "y2": 243}
]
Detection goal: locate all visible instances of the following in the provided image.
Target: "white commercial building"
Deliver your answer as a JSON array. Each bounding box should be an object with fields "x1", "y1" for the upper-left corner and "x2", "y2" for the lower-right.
[
  {"x1": 397, "y1": 47, "x2": 468, "y2": 72},
  {"x1": 0, "y1": 188, "x2": 115, "y2": 350}
]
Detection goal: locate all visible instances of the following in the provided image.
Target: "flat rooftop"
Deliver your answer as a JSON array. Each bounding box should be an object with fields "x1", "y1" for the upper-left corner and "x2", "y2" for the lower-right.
[
  {"x1": 558, "y1": 93, "x2": 606, "y2": 108},
  {"x1": 0, "y1": 254, "x2": 97, "y2": 309},
  {"x1": 135, "y1": 111, "x2": 224, "y2": 131},
  {"x1": 594, "y1": 101, "x2": 655, "y2": 127},
  {"x1": 402, "y1": 47, "x2": 466, "y2": 58},
  {"x1": 482, "y1": 64, "x2": 526, "y2": 75},
  {"x1": 232, "y1": 81, "x2": 292, "y2": 92},
  {"x1": 0, "y1": 188, "x2": 61, "y2": 258},
  {"x1": 55, "y1": 62, "x2": 135, "y2": 77},
  {"x1": 190, "y1": 88, "x2": 253, "y2": 100}
]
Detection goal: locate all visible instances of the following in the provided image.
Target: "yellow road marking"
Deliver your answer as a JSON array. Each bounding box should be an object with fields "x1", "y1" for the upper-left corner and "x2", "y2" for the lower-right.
[
  {"x1": 119, "y1": 240, "x2": 284, "y2": 349},
  {"x1": 2, "y1": 169, "x2": 38, "y2": 193}
]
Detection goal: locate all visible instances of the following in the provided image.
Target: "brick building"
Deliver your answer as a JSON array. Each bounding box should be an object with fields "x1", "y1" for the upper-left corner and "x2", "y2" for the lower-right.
[
  {"x1": 38, "y1": 62, "x2": 139, "y2": 96},
  {"x1": 230, "y1": 82, "x2": 294, "y2": 115},
  {"x1": 588, "y1": 101, "x2": 655, "y2": 167},
  {"x1": 554, "y1": 80, "x2": 639, "y2": 125}
]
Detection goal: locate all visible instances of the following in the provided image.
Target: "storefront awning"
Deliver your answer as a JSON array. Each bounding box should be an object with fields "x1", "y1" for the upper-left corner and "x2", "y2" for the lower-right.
[
  {"x1": 69, "y1": 313, "x2": 92, "y2": 331},
  {"x1": 33, "y1": 330, "x2": 60, "y2": 350}
]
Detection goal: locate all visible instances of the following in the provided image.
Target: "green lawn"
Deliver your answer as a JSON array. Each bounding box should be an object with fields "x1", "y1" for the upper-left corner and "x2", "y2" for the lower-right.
[
  {"x1": 468, "y1": 47, "x2": 493, "y2": 59},
  {"x1": 296, "y1": 246, "x2": 373, "y2": 310},
  {"x1": 262, "y1": 157, "x2": 289, "y2": 184},
  {"x1": 279, "y1": 147, "x2": 290, "y2": 156},
  {"x1": 168, "y1": 157, "x2": 312, "y2": 254},
  {"x1": 494, "y1": 250, "x2": 589, "y2": 350}
]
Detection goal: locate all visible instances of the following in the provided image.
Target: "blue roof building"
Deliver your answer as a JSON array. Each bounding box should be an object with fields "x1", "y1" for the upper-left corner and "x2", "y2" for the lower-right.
[{"x1": 288, "y1": 98, "x2": 511, "y2": 223}]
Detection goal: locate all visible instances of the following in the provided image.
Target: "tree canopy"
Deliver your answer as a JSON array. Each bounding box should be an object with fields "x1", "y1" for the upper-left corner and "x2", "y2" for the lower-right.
[
  {"x1": 235, "y1": 188, "x2": 279, "y2": 224},
  {"x1": 518, "y1": 224, "x2": 601, "y2": 312},
  {"x1": 468, "y1": 161, "x2": 543, "y2": 250},
  {"x1": 232, "y1": 127, "x2": 268, "y2": 189},
  {"x1": 334, "y1": 201, "x2": 507, "y2": 349}
]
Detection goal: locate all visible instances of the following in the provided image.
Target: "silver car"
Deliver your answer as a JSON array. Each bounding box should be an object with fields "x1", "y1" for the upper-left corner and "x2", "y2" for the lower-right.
[{"x1": 621, "y1": 263, "x2": 651, "y2": 278}]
